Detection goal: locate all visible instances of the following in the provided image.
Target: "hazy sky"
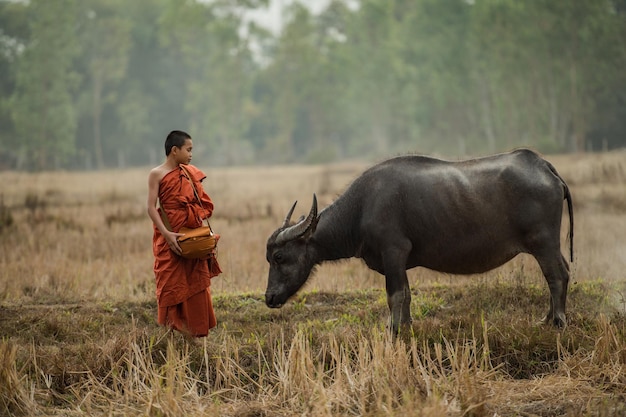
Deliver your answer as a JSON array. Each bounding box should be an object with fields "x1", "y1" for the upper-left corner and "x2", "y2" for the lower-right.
[{"x1": 244, "y1": 0, "x2": 332, "y2": 34}]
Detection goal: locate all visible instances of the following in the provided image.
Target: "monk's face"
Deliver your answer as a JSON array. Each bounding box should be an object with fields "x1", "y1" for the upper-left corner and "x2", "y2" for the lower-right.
[{"x1": 174, "y1": 139, "x2": 193, "y2": 165}]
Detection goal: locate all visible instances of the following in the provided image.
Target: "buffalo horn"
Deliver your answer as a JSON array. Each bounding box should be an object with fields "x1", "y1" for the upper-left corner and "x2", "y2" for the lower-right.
[
  {"x1": 281, "y1": 201, "x2": 298, "y2": 228},
  {"x1": 275, "y1": 194, "x2": 318, "y2": 244}
]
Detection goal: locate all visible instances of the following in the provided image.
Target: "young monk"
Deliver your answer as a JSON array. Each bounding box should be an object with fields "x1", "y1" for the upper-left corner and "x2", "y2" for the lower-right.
[{"x1": 146, "y1": 130, "x2": 221, "y2": 337}]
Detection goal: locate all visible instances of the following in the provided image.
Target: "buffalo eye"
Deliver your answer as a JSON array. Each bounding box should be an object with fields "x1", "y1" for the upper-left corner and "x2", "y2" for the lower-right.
[{"x1": 273, "y1": 252, "x2": 283, "y2": 264}]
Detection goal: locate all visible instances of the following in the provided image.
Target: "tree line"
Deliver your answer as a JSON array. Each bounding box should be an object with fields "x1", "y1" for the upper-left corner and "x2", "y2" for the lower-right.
[{"x1": 0, "y1": 0, "x2": 624, "y2": 171}]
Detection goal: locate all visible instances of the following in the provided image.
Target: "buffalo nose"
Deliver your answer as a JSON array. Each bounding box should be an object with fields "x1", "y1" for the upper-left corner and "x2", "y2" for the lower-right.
[{"x1": 265, "y1": 293, "x2": 282, "y2": 308}]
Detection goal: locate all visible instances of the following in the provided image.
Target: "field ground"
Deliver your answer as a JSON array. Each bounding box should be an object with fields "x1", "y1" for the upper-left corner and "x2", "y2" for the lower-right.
[{"x1": 1, "y1": 150, "x2": 626, "y2": 416}]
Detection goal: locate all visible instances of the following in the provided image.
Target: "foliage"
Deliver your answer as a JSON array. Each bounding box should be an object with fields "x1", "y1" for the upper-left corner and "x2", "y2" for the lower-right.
[
  {"x1": 1, "y1": 0, "x2": 625, "y2": 170},
  {"x1": 7, "y1": 0, "x2": 80, "y2": 170}
]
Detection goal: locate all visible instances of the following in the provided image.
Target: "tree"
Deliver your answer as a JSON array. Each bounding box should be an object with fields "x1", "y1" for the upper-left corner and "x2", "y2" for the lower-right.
[
  {"x1": 400, "y1": 0, "x2": 474, "y2": 154},
  {"x1": 157, "y1": 0, "x2": 261, "y2": 165},
  {"x1": 0, "y1": 1, "x2": 29, "y2": 166},
  {"x1": 9, "y1": 0, "x2": 80, "y2": 170},
  {"x1": 467, "y1": 0, "x2": 626, "y2": 152},
  {"x1": 77, "y1": 0, "x2": 131, "y2": 169}
]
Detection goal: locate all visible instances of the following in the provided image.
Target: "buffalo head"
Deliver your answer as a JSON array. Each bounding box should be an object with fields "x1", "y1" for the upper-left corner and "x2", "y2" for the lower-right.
[{"x1": 265, "y1": 195, "x2": 319, "y2": 308}]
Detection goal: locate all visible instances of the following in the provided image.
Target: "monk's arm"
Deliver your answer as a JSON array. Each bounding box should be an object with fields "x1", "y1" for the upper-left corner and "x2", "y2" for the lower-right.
[{"x1": 147, "y1": 169, "x2": 183, "y2": 254}]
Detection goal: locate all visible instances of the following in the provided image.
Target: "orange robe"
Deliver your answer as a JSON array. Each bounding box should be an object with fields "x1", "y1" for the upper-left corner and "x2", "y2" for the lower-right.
[{"x1": 153, "y1": 164, "x2": 221, "y2": 337}]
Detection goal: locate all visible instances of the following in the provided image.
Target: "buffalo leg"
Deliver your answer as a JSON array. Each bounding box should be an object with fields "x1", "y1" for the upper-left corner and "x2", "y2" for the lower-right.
[
  {"x1": 385, "y1": 273, "x2": 411, "y2": 334},
  {"x1": 382, "y1": 243, "x2": 412, "y2": 334},
  {"x1": 536, "y1": 253, "x2": 570, "y2": 327}
]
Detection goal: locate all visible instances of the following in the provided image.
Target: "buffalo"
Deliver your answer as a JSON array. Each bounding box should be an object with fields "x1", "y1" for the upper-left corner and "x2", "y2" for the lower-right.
[{"x1": 265, "y1": 149, "x2": 573, "y2": 333}]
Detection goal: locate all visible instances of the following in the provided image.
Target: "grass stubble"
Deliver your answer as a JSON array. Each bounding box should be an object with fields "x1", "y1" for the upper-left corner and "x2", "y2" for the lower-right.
[{"x1": 0, "y1": 150, "x2": 625, "y2": 416}]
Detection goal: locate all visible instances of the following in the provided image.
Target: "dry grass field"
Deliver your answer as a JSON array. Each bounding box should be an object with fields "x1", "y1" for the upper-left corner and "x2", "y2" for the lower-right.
[{"x1": 0, "y1": 150, "x2": 625, "y2": 416}]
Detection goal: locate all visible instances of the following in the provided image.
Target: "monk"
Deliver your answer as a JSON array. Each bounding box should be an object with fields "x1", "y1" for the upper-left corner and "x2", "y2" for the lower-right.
[{"x1": 146, "y1": 130, "x2": 221, "y2": 337}]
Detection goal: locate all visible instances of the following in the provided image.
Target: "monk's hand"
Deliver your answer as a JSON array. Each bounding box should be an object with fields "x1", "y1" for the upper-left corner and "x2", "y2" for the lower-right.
[{"x1": 165, "y1": 231, "x2": 185, "y2": 255}]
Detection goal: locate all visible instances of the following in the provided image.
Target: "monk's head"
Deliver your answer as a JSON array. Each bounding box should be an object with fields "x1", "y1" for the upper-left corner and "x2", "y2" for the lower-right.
[{"x1": 165, "y1": 130, "x2": 192, "y2": 156}]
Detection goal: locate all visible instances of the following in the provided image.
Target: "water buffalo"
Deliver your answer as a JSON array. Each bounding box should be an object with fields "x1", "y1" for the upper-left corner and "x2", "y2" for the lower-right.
[{"x1": 265, "y1": 149, "x2": 573, "y2": 333}]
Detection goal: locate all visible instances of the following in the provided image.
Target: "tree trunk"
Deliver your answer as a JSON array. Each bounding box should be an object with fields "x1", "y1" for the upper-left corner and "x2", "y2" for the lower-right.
[
  {"x1": 479, "y1": 76, "x2": 496, "y2": 152},
  {"x1": 93, "y1": 72, "x2": 105, "y2": 169}
]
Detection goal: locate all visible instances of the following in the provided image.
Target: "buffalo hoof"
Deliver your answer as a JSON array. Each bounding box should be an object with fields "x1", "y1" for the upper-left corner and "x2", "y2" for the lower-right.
[
  {"x1": 387, "y1": 317, "x2": 413, "y2": 337},
  {"x1": 540, "y1": 314, "x2": 567, "y2": 329}
]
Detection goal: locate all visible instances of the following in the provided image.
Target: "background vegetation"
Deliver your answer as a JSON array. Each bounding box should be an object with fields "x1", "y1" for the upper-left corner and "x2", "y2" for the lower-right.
[
  {"x1": 0, "y1": 151, "x2": 625, "y2": 415},
  {"x1": 1, "y1": 0, "x2": 625, "y2": 170}
]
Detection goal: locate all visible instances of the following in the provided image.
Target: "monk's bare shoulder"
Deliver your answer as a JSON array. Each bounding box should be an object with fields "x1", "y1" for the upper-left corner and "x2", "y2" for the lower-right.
[{"x1": 149, "y1": 163, "x2": 175, "y2": 185}]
